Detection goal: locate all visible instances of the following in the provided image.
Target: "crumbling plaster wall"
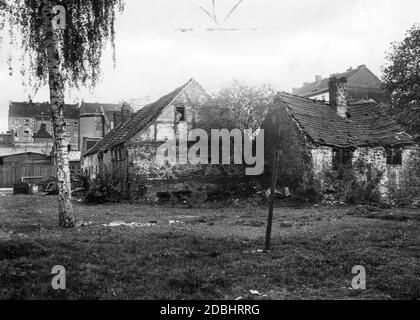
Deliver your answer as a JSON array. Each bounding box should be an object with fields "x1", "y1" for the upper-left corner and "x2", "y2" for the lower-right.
[
  {"x1": 81, "y1": 150, "x2": 112, "y2": 179},
  {"x1": 310, "y1": 145, "x2": 420, "y2": 199},
  {"x1": 311, "y1": 147, "x2": 333, "y2": 177}
]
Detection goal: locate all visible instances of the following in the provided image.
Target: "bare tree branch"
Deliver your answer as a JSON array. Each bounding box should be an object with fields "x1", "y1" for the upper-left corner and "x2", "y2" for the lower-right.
[
  {"x1": 199, "y1": 6, "x2": 217, "y2": 25},
  {"x1": 212, "y1": 0, "x2": 218, "y2": 24},
  {"x1": 224, "y1": 0, "x2": 244, "y2": 23}
]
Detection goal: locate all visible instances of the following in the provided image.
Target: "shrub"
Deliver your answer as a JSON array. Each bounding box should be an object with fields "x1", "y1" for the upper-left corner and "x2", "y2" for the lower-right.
[
  {"x1": 85, "y1": 172, "x2": 121, "y2": 204},
  {"x1": 323, "y1": 159, "x2": 383, "y2": 205}
]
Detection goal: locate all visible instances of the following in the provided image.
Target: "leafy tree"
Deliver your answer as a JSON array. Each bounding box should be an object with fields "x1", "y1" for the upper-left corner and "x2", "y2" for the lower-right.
[
  {"x1": 197, "y1": 80, "x2": 275, "y2": 133},
  {"x1": 1, "y1": 0, "x2": 124, "y2": 228},
  {"x1": 382, "y1": 24, "x2": 420, "y2": 142}
]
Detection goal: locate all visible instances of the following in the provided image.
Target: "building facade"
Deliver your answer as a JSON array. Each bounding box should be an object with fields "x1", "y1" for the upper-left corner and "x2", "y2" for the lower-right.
[
  {"x1": 8, "y1": 101, "x2": 79, "y2": 150},
  {"x1": 292, "y1": 65, "x2": 389, "y2": 103}
]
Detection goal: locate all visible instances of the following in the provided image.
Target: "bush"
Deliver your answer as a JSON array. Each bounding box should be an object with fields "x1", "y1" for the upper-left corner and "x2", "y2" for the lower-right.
[
  {"x1": 323, "y1": 159, "x2": 383, "y2": 205},
  {"x1": 85, "y1": 173, "x2": 121, "y2": 204}
]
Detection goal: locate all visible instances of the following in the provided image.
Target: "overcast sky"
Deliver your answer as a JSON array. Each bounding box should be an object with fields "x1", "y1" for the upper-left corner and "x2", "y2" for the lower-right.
[{"x1": 0, "y1": 0, "x2": 419, "y2": 132}]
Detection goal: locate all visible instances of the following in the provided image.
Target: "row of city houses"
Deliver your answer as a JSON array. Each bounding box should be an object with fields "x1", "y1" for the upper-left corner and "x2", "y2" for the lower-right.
[{"x1": 0, "y1": 98, "x2": 147, "y2": 186}]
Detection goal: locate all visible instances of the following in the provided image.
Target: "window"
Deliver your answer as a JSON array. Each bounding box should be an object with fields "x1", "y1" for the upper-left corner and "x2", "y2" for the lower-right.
[
  {"x1": 73, "y1": 121, "x2": 78, "y2": 127},
  {"x1": 15, "y1": 132, "x2": 19, "y2": 137},
  {"x1": 14, "y1": 119, "x2": 20, "y2": 125},
  {"x1": 112, "y1": 147, "x2": 123, "y2": 161},
  {"x1": 24, "y1": 119, "x2": 29, "y2": 124},
  {"x1": 24, "y1": 130, "x2": 30, "y2": 137},
  {"x1": 386, "y1": 148, "x2": 402, "y2": 165},
  {"x1": 332, "y1": 149, "x2": 353, "y2": 169},
  {"x1": 176, "y1": 106, "x2": 186, "y2": 122}
]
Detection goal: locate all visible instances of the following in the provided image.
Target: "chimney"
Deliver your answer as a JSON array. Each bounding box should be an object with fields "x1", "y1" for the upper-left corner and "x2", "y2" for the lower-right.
[
  {"x1": 329, "y1": 76, "x2": 349, "y2": 118},
  {"x1": 121, "y1": 102, "x2": 133, "y2": 122},
  {"x1": 315, "y1": 75, "x2": 322, "y2": 83}
]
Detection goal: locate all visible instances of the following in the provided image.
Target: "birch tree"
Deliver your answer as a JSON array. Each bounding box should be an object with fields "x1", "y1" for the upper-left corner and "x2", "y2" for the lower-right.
[{"x1": 1, "y1": 0, "x2": 124, "y2": 228}]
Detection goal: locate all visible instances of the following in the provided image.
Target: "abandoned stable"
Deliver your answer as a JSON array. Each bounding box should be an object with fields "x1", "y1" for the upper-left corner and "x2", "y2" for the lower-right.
[
  {"x1": 81, "y1": 78, "x2": 239, "y2": 200},
  {"x1": 262, "y1": 76, "x2": 420, "y2": 202}
]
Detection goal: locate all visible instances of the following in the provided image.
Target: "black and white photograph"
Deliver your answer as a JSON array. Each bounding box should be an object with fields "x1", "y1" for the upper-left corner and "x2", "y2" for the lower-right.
[{"x1": 0, "y1": 0, "x2": 419, "y2": 307}]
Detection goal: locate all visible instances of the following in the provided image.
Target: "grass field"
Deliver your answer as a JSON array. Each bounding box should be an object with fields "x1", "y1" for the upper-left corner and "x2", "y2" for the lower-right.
[{"x1": 0, "y1": 192, "x2": 419, "y2": 300}]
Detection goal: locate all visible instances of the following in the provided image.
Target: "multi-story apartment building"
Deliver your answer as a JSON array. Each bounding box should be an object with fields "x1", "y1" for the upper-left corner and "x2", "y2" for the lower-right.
[
  {"x1": 8, "y1": 101, "x2": 80, "y2": 150},
  {"x1": 292, "y1": 65, "x2": 389, "y2": 103}
]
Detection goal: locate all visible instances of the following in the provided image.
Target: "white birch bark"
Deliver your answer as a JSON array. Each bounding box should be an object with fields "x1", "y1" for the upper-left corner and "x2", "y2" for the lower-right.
[{"x1": 42, "y1": 0, "x2": 74, "y2": 228}]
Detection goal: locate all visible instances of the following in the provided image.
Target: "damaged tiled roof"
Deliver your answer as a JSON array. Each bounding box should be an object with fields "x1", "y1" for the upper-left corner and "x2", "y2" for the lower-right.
[
  {"x1": 277, "y1": 92, "x2": 414, "y2": 148},
  {"x1": 84, "y1": 79, "x2": 194, "y2": 156}
]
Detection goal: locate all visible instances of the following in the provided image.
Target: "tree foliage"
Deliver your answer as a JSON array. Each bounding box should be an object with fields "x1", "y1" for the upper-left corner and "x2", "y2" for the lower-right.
[
  {"x1": 197, "y1": 80, "x2": 275, "y2": 133},
  {"x1": 2, "y1": 0, "x2": 124, "y2": 91},
  {"x1": 382, "y1": 24, "x2": 420, "y2": 142}
]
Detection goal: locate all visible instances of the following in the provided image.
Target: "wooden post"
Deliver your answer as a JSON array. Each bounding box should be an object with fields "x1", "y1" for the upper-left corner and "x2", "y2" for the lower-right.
[{"x1": 265, "y1": 149, "x2": 280, "y2": 251}]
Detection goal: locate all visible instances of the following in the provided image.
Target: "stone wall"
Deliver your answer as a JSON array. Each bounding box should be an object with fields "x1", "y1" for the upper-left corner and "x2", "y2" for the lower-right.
[
  {"x1": 126, "y1": 142, "x2": 244, "y2": 201},
  {"x1": 352, "y1": 146, "x2": 420, "y2": 199},
  {"x1": 311, "y1": 145, "x2": 420, "y2": 200}
]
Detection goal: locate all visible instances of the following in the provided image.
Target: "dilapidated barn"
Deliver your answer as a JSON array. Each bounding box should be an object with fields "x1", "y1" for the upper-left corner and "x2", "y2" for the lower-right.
[
  {"x1": 81, "y1": 79, "x2": 214, "y2": 198},
  {"x1": 263, "y1": 76, "x2": 420, "y2": 201}
]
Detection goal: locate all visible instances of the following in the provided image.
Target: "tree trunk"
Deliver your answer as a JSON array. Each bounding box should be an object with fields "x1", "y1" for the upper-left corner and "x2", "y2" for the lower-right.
[{"x1": 42, "y1": 0, "x2": 74, "y2": 228}]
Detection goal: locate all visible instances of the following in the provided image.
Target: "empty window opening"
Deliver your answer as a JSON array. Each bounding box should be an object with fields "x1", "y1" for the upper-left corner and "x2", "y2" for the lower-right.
[
  {"x1": 386, "y1": 148, "x2": 402, "y2": 165},
  {"x1": 332, "y1": 149, "x2": 353, "y2": 169},
  {"x1": 176, "y1": 106, "x2": 186, "y2": 122}
]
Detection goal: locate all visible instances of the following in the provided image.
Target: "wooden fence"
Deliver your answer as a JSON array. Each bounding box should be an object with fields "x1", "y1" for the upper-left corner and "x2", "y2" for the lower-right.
[{"x1": 0, "y1": 165, "x2": 56, "y2": 188}]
